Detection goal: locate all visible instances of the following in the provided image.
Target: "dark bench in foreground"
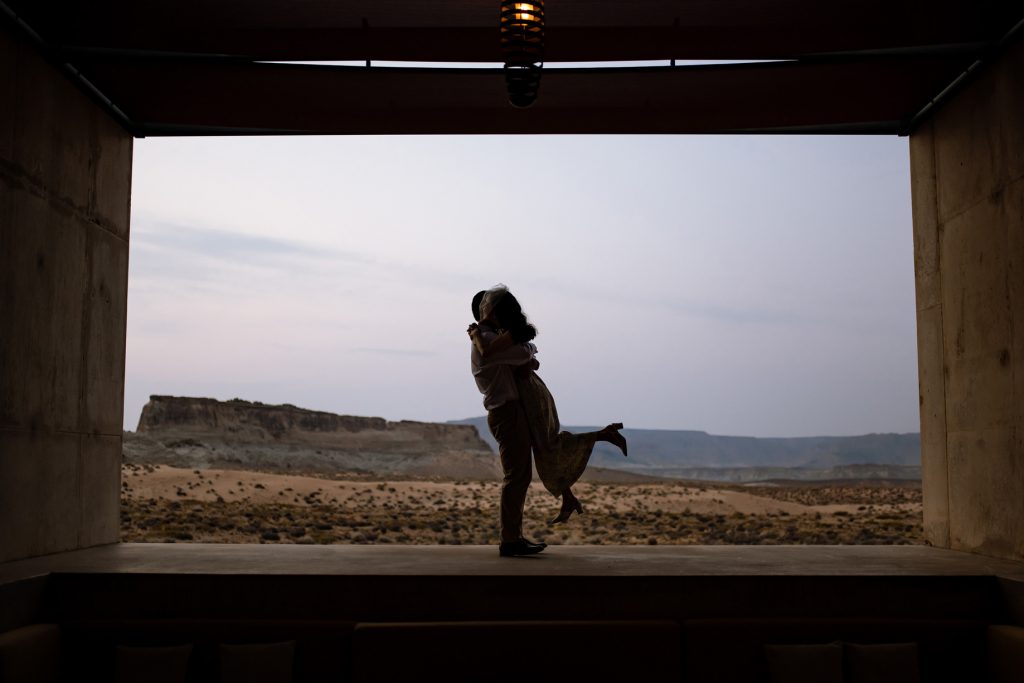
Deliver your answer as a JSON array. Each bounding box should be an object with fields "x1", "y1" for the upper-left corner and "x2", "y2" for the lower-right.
[{"x1": 1, "y1": 544, "x2": 1022, "y2": 682}]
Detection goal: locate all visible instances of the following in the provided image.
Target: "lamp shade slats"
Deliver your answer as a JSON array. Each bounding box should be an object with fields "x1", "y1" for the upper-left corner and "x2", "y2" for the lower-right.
[{"x1": 500, "y1": 0, "x2": 545, "y2": 107}]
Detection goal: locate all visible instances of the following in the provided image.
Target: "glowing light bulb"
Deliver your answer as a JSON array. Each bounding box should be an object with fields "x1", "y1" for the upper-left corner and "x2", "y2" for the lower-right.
[
  {"x1": 513, "y1": 5, "x2": 532, "y2": 23},
  {"x1": 499, "y1": 0, "x2": 545, "y2": 107}
]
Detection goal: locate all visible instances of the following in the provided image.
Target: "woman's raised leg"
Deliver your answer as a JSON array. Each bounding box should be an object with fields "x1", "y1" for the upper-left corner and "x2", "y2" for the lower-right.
[{"x1": 596, "y1": 423, "x2": 628, "y2": 457}]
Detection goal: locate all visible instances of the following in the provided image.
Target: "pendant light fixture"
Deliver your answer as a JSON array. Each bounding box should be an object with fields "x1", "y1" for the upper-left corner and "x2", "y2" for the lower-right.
[{"x1": 499, "y1": 1, "x2": 545, "y2": 107}]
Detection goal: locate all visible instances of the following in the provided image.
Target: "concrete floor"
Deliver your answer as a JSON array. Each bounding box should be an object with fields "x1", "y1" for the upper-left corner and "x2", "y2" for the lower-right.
[
  {"x1": 4, "y1": 544, "x2": 1023, "y2": 627},
  {"x1": 3, "y1": 543, "x2": 1024, "y2": 585}
]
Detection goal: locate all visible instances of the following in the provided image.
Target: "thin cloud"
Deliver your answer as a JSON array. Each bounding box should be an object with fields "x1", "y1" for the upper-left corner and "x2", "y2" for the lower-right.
[
  {"x1": 518, "y1": 274, "x2": 821, "y2": 328},
  {"x1": 132, "y1": 219, "x2": 372, "y2": 268},
  {"x1": 659, "y1": 296, "x2": 824, "y2": 328},
  {"x1": 350, "y1": 347, "x2": 438, "y2": 357}
]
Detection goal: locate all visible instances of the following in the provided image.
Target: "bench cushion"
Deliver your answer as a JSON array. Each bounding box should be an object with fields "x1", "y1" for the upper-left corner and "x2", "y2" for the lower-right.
[
  {"x1": 352, "y1": 620, "x2": 680, "y2": 683},
  {"x1": 845, "y1": 642, "x2": 919, "y2": 683},
  {"x1": 116, "y1": 644, "x2": 193, "y2": 683},
  {"x1": 220, "y1": 641, "x2": 294, "y2": 683},
  {"x1": 0, "y1": 623, "x2": 61, "y2": 683},
  {"x1": 683, "y1": 618, "x2": 983, "y2": 683},
  {"x1": 61, "y1": 619, "x2": 351, "y2": 683},
  {"x1": 764, "y1": 642, "x2": 843, "y2": 683},
  {"x1": 989, "y1": 625, "x2": 1024, "y2": 683}
]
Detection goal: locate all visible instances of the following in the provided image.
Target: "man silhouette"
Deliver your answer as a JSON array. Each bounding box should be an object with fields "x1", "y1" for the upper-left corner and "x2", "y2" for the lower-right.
[{"x1": 468, "y1": 289, "x2": 546, "y2": 557}]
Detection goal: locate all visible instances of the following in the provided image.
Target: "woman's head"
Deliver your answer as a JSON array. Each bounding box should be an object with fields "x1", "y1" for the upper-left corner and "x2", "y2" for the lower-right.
[
  {"x1": 488, "y1": 286, "x2": 537, "y2": 343},
  {"x1": 479, "y1": 284, "x2": 512, "y2": 325}
]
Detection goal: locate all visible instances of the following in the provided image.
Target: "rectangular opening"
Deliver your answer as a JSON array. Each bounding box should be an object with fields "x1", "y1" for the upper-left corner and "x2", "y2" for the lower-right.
[{"x1": 121, "y1": 134, "x2": 920, "y2": 548}]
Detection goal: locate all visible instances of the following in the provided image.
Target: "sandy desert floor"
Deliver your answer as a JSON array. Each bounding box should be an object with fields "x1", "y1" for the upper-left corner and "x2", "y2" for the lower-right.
[{"x1": 119, "y1": 464, "x2": 923, "y2": 546}]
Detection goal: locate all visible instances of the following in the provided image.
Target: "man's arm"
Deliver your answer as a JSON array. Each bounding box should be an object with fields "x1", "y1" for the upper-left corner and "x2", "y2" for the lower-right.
[
  {"x1": 480, "y1": 341, "x2": 537, "y2": 367},
  {"x1": 470, "y1": 324, "x2": 536, "y2": 367},
  {"x1": 468, "y1": 325, "x2": 518, "y2": 359},
  {"x1": 513, "y1": 358, "x2": 540, "y2": 378}
]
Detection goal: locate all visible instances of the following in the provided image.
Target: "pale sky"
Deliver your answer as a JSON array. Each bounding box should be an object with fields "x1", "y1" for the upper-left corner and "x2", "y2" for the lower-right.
[{"x1": 125, "y1": 135, "x2": 918, "y2": 438}]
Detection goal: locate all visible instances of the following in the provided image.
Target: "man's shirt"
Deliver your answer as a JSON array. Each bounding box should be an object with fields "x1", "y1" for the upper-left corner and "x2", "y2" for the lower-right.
[{"x1": 470, "y1": 324, "x2": 537, "y2": 411}]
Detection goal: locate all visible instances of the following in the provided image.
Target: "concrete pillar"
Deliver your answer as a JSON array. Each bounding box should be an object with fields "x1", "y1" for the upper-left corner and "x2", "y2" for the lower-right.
[
  {"x1": 910, "y1": 35, "x2": 1024, "y2": 560},
  {"x1": 0, "y1": 22, "x2": 132, "y2": 562}
]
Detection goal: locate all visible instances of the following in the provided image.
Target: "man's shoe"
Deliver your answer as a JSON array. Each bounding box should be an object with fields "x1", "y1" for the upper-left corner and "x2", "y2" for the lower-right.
[{"x1": 499, "y1": 538, "x2": 547, "y2": 557}]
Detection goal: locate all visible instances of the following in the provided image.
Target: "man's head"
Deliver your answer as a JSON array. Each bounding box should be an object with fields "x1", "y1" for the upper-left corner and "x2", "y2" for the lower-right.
[{"x1": 471, "y1": 290, "x2": 486, "y2": 322}]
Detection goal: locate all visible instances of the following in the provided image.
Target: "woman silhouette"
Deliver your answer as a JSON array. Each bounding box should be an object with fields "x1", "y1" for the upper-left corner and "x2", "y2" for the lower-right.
[{"x1": 469, "y1": 285, "x2": 627, "y2": 524}]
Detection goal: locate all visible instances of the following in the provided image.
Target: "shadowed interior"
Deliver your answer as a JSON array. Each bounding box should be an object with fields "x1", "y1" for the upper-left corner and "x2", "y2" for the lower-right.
[{"x1": 2, "y1": 1, "x2": 1024, "y2": 680}]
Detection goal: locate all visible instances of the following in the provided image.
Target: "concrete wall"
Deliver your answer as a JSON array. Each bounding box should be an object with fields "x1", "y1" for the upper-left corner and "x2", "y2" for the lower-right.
[
  {"x1": 911, "y1": 35, "x2": 1024, "y2": 560},
  {"x1": 0, "y1": 23, "x2": 132, "y2": 562}
]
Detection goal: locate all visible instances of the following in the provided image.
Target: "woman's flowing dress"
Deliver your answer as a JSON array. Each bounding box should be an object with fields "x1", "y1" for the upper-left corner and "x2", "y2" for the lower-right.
[{"x1": 516, "y1": 371, "x2": 597, "y2": 496}]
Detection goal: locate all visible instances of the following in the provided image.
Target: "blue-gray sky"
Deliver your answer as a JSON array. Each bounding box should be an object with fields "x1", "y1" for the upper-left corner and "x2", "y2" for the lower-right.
[{"x1": 125, "y1": 135, "x2": 917, "y2": 437}]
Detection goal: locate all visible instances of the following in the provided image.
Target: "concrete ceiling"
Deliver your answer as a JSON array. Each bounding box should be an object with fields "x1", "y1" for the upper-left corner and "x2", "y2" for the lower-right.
[{"x1": 3, "y1": 0, "x2": 1022, "y2": 136}]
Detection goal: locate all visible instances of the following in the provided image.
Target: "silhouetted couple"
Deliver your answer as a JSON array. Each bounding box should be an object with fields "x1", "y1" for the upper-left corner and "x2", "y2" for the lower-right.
[{"x1": 468, "y1": 285, "x2": 627, "y2": 557}]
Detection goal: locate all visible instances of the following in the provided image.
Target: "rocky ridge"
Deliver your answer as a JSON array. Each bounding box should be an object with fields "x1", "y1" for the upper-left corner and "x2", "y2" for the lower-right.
[
  {"x1": 125, "y1": 395, "x2": 499, "y2": 480},
  {"x1": 450, "y1": 416, "x2": 921, "y2": 482}
]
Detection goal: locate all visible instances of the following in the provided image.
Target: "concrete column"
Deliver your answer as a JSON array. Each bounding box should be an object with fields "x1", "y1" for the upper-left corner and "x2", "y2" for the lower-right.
[
  {"x1": 910, "y1": 34, "x2": 1024, "y2": 560},
  {"x1": 0, "y1": 22, "x2": 132, "y2": 562}
]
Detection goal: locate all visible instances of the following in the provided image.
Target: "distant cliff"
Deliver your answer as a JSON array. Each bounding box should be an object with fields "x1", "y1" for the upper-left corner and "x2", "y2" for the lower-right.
[
  {"x1": 450, "y1": 416, "x2": 921, "y2": 482},
  {"x1": 602, "y1": 464, "x2": 921, "y2": 483},
  {"x1": 125, "y1": 396, "x2": 922, "y2": 483},
  {"x1": 126, "y1": 396, "x2": 499, "y2": 479}
]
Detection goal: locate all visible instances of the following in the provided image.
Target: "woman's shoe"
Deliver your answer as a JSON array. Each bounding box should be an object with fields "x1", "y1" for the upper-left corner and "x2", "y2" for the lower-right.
[
  {"x1": 548, "y1": 499, "x2": 584, "y2": 525},
  {"x1": 602, "y1": 424, "x2": 628, "y2": 457}
]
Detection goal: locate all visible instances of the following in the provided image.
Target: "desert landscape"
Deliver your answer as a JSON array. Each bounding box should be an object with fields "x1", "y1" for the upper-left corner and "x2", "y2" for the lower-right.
[
  {"x1": 120, "y1": 396, "x2": 923, "y2": 546},
  {"x1": 119, "y1": 463, "x2": 922, "y2": 546}
]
